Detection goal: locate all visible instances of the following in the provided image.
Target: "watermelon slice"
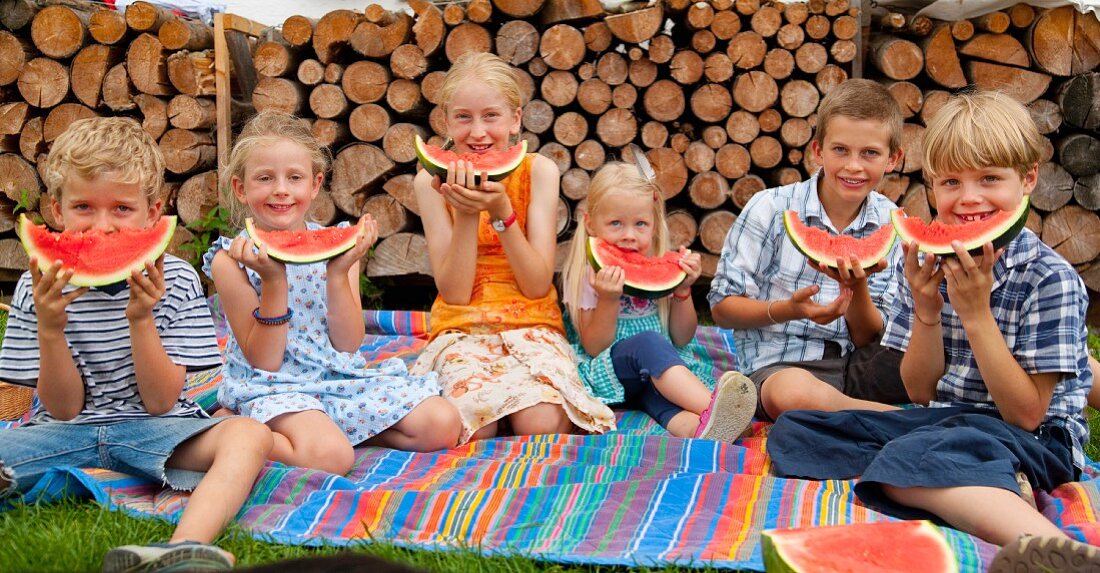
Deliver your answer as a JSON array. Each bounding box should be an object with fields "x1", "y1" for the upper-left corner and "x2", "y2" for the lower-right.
[
  {"x1": 762, "y1": 520, "x2": 958, "y2": 573},
  {"x1": 892, "y1": 197, "x2": 1030, "y2": 255},
  {"x1": 414, "y1": 134, "x2": 527, "y2": 184},
  {"x1": 244, "y1": 218, "x2": 364, "y2": 264},
  {"x1": 18, "y1": 214, "x2": 177, "y2": 288},
  {"x1": 586, "y1": 237, "x2": 687, "y2": 299},
  {"x1": 783, "y1": 210, "x2": 897, "y2": 269}
]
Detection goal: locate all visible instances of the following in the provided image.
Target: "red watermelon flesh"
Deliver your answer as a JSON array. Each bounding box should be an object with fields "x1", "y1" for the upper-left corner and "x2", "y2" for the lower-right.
[
  {"x1": 18, "y1": 214, "x2": 177, "y2": 288},
  {"x1": 244, "y1": 218, "x2": 364, "y2": 264},
  {"x1": 586, "y1": 237, "x2": 687, "y2": 299},
  {"x1": 783, "y1": 210, "x2": 897, "y2": 269},
  {"x1": 762, "y1": 520, "x2": 958, "y2": 573},
  {"x1": 414, "y1": 134, "x2": 527, "y2": 183},
  {"x1": 891, "y1": 197, "x2": 1030, "y2": 255}
]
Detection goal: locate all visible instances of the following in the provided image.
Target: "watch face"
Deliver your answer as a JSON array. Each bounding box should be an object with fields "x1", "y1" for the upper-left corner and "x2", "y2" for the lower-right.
[{"x1": 492, "y1": 219, "x2": 505, "y2": 232}]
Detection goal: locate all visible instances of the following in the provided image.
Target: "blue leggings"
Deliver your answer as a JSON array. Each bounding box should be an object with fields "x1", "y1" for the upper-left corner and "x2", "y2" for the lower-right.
[{"x1": 611, "y1": 331, "x2": 689, "y2": 427}]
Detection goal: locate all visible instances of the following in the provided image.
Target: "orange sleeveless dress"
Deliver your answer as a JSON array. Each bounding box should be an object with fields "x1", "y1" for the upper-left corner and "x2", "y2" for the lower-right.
[{"x1": 411, "y1": 155, "x2": 615, "y2": 443}]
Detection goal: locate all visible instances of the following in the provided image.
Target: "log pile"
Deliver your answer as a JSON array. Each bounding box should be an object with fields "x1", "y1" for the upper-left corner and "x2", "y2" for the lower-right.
[
  {"x1": 0, "y1": 0, "x2": 218, "y2": 273},
  {"x1": 218, "y1": 0, "x2": 865, "y2": 279},
  {"x1": 864, "y1": 4, "x2": 1100, "y2": 298}
]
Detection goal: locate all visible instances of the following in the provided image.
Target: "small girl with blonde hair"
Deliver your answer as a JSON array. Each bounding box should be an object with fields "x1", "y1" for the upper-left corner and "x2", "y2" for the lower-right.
[
  {"x1": 410, "y1": 52, "x2": 614, "y2": 443},
  {"x1": 205, "y1": 111, "x2": 462, "y2": 475},
  {"x1": 561, "y1": 162, "x2": 756, "y2": 440}
]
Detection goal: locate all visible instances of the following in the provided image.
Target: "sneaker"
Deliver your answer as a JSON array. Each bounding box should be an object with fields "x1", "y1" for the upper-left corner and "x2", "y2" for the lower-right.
[
  {"x1": 1016, "y1": 471, "x2": 1038, "y2": 510},
  {"x1": 101, "y1": 542, "x2": 234, "y2": 573},
  {"x1": 693, "y1": 371, "x2": 757, "y2": 443},
  {"x1": 0, "y1": 459, "x2": 13, "y2": 494},
  {"x1": 989, "y1": 535, "x2": 1100, "y2": 573}
]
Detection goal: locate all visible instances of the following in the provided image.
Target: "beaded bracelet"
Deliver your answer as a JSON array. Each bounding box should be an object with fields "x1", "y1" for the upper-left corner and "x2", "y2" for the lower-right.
[{"x1": 252, "y1": 307, "x2": 293, "y2": 326}]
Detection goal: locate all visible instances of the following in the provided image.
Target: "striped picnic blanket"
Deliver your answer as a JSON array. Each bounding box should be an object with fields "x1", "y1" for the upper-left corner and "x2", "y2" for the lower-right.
[{"x1": 6, "y1": 310, "x2": 1100, "y2": 571}]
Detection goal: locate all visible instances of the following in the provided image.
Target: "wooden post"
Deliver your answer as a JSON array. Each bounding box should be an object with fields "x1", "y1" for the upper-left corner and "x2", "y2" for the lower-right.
[{"x1": 214, "y1": 13, "x2": 267, "y2": 173}]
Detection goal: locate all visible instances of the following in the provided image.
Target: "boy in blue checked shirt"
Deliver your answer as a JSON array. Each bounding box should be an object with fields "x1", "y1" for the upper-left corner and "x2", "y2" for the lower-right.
[
  {"x1": 0, "y1": 117, "x2": 274, "y2": 573},
  {"x1": 767, "y1": 91, "x2": 1098, "y2": 571},
  {"x1": 707, "y1": 79, "x2": 910, "y2": 421}
]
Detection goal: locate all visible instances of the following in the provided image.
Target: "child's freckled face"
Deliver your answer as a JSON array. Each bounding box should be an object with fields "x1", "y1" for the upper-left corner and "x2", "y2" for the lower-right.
[
  {"x1": 53, "y1": 174, "x2": 160, "y2": 233},
  {"x1": 445, "y1": 82, "x2": 521, "y2": 155},
  {"x1": 932, "y1": 165, "x2": 1036, "y2": 226}
]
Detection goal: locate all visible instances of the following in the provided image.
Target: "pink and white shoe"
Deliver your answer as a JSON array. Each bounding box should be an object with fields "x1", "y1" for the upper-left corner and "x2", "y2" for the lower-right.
[{"x1": 693, "y1": 371, "x2": 757, "y2": 443}]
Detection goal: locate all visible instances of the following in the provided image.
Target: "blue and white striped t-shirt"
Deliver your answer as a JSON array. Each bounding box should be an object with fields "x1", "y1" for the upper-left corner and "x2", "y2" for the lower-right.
[
  {"x1": 0, "y1": 255, "x2": 222, "y2": 425},
  {"x1": 706, "y1": 171, "x2": 902, "y2": 376}
]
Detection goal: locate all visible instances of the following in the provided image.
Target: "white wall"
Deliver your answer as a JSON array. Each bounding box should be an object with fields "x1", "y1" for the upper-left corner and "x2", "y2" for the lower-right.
[{"x1": 223, "y1": 0, "x2": 405, "y2": 27}]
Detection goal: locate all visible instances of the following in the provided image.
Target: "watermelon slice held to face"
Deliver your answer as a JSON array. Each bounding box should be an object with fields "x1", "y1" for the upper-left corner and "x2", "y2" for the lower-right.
[
  {"x1": 18, "y1": 214, "x2": 177, "y2": 287},
  {"x1": 762, "y1": 520, "x2": 958, "y2": 573},
  {"x1": 244, "y1": 218, "x2": 363, "y2": 264},
  {"x1": 783, "y1": 210, "x2": 897, "y2": 269},
  {"x1": 414, "y1": 134, "x2": 527, "y2": 184},
  {"x1": 892, "y1": 197, "x2": 1030, "y2": 255},
  {"x1": 587, "y1": 237, "x2": 687, "y2": 299}
]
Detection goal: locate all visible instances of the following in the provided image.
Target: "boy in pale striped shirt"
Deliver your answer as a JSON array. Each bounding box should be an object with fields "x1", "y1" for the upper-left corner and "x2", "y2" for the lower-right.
[{"x1": 0, "y1": 117, "x2": 273, "y2": 573}]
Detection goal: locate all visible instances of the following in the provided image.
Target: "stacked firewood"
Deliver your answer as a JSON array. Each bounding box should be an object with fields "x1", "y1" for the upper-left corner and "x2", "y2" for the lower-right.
[
  {"x1": 207, "y1": 0, "x2": 862, "y2": 278},
  {"x1": 863, "y1": 4, "x2": 1100, "y2": 299},
  {"x1": 0, "y1": 0, "x2": 217, "y2": 274}
]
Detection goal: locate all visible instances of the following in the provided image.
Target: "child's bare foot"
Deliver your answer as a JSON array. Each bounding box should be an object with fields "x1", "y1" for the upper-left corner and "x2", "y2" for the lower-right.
[{"x1": 693, "y1": 371, "x2": 756, "y2": 443}]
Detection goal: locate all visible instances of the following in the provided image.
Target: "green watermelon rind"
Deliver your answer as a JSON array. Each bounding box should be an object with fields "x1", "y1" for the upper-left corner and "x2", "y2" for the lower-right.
[
  {"x1": 783, "y1": 211, "x2": 897, "y2": 270},
  {"x1": 761, "y1": 520, "x2": 959, "y2": 573},
  {"x1": 245, "y1": 218, "x2": 363, "y2": 264},
  {"x1": 414, "y1": 134, "x2": 527, "y2": 183},
  {"x1": 586, "y1": 237, "x2": 687, "y2": 300},
  {"x1": 18, "y1": 214, "x2": 177, "y2": 288},
  {"x1": 891, "y1": 197, "x2": 1031, "y2": 256}
]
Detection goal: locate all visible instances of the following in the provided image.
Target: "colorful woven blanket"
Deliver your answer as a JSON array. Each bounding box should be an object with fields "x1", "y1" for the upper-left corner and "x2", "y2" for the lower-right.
[{"x1": 7, "y1": 310, "x2": 1100, "y2": 571}]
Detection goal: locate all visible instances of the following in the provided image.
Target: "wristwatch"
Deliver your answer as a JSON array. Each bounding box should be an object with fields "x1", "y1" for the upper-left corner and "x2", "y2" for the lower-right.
[{"x1": 490, "y1": 210, "x2": 517, "y2": 232}]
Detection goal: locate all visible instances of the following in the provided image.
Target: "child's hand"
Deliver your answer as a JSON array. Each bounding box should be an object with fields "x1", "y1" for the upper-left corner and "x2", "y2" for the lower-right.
[
  {"x1": 788, "y1": 284, "x2": 852, "y2": 325},
  {"x1": 439, "y1": 160, "x2": 510, "y2": 216},
  {"x1": 29, "y1": 258, "x2": 87, "y2": 332},
  {"x1": 227, "y1": 236, "x2": 286, "y2": 282},
  {"x1": 812, "y1": 256, "x2": 886, "y2": 289},
  {"x1": 674, "y1": 247, "x2": 702, "y2": 293},
  {"x1": 901, "y1": 241, "x2": 945, "y2": 324},
  {"x1": 327, "y1": 215, "x2": 377, "y2": 275},
  {"x1": 126, "y1": 256, "x2": 166, "y2": 321},
  {"x1": 590, "y1": 266, "x2": 625, "y2": 299},
  {"x1": 943, "y1": 241, "x2": 999, "y2": 322}
]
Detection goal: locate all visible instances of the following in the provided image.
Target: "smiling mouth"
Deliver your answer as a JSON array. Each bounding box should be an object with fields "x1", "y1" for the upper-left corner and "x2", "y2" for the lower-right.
[
  {"x1": 839, "y1": 176, "x2": 866, "y2": 186},
  {"x1": 956, "y1": 211, "x2": 995, "y2": 223},
  {"x1": 467, "y1": 143, "x2": 492, "y2": 153},
  {"x1": 266, "y1": 204, "x2": 294, "y2": 212}
]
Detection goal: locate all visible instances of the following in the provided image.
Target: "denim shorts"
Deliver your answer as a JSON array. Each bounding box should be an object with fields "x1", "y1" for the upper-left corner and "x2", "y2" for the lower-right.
[{"x1": 0, "y1": 416, "x2": 228, "y2": 496}]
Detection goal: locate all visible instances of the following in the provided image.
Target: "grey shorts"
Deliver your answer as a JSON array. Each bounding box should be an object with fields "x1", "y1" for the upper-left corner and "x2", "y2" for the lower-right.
[
  {"x1": 748, "y1": 340, "x2": 908, "y2": 420},
  {"x1": 0, "y1": 416, "x2": 229, "y2": 496}
]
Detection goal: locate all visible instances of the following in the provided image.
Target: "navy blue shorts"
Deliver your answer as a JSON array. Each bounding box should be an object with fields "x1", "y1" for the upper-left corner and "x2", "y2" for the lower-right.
[
  {"x1": 611, "y1": 331, "x2": 687, "y2": 427},
  {"x1": 767, "y1": 406, "x2": 1077, "y2": 522}
]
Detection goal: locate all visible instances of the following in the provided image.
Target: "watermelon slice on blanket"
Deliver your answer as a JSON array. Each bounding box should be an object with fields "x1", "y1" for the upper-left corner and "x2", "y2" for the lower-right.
[
  {"x1": 244, "y1": 218, "x2": 364, "y2": 264},
  {"x1": 891, "y1": 197, "x2": 1030, "y2": 255},
  {"x1": 414, "y1": 134, "x2": 527, "y2": 184},
  {"x1": 586, "y1": 237, "x2": 687, "y2": 299},
  {"x1": 18, "y1": 214, "x2": 177, "y2": 287},
  {"x1": 783, "y1": 210, "x2": 897, "y2": 269},
  {"x1": 762, "y1": 520, "x2": 958, "y2": 573}
]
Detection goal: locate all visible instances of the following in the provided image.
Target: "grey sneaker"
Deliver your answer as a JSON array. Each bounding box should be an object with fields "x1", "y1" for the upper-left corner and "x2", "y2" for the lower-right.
[
  {"x1": 693, "y1": 371, "x2": 757, "y2": 443},
  {"x1": 989, "y1": 535, "x2": 1100, "y2": 573},
  {"x1": 102, "y1": 542, "x2": 234, "y2": 573}
]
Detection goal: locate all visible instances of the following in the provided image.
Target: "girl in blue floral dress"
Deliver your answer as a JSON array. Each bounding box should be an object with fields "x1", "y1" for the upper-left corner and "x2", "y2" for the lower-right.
[{"x1": 205, "y1": 112, "x2": 462, "y2": 476}]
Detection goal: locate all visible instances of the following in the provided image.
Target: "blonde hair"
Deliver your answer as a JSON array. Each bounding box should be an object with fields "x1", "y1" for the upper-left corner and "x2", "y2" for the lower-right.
[
  {"x1": 922, "y1": 90, "x2": 1042, "y2": 181},
  {"x1": 438, "y1": 52, "x2": 523, "y2": 112},
  {"x1": 814, "y1": 78, "x2": 904, "y2": 153},
  {"x1": 45, "y1": 116, "x2": 165, "y2": 204},
  {"x1": 222, "y1": 111, "x2": 330, "y2": 229},
  {"x1": 560, "y1": 162, "x2": 673, "y2": 330}
]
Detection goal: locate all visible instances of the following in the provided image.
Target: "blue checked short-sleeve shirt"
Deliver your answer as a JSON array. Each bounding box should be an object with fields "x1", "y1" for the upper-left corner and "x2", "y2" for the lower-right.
[
  {"x1": 882, "y1": 228, "x2": 1092, "y2": 460},
  {"x1": 706, "y1": 171, "x2": 902, "y2": 376}
]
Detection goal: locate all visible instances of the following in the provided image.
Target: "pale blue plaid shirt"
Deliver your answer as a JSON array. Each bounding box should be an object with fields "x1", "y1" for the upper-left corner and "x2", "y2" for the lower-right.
[
  {"x1": 881, "y1": 228, "x2": 1092, "y2": 463},
  {"x1": 706, "y1": 171, "x2": 902, "y2": 376}
]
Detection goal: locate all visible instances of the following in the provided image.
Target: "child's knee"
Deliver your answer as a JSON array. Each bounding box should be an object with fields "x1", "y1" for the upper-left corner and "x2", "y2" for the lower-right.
[
  {"x1": 511, "y1": 404, "x2": 572, "y2": 435},
  {"x1": 303, "y1": 440, "x2": 355, "y2": 475},
  {"x1": 219, "y1": 417, "x2": 274, "y2": 457},
  {"x1": 405, "y1": 398, "x2": 462, "y2": 450},
  {"x1": 761, "y1": 369, "x2": 827, "y2": 415}
]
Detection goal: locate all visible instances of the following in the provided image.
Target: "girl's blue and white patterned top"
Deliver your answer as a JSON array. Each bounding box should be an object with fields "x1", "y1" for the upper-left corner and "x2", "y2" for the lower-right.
[{"x1": 202, "y1": 224, "x2": 442, "y2": 445}]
